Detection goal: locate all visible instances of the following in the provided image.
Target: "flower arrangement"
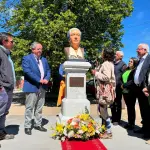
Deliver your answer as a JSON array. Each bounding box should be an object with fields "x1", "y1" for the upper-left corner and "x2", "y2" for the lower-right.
[{"x1": 51, "y1": 114, "x2": 106, "y2": 141}]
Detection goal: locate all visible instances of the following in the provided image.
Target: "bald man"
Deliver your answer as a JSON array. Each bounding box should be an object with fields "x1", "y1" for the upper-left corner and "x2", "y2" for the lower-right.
[{"x1": 111, "y1": 51, "x2": 127, "y2": 125}]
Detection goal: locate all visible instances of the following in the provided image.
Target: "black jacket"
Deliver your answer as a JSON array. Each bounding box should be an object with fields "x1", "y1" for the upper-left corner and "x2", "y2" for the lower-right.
[
  {"x1": 114, "y1": 60, "x2": 127, "y2": 86},
  {"x1": 137, "y1": 54, "x2": 150, "y2": 88},
  {"x1": 144, "y1": 68, "x2": 150, "y2": 91},
  {"x1": 0, "y1": 45, "x2": 14, "y2": 89},
  {"x1": 121, "y1": 68, "x2": 136, "y2": 90}
]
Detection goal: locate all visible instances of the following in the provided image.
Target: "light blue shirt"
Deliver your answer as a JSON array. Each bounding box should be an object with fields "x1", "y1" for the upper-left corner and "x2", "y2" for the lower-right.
[
  {"x1": 8, "y1": 55, "x2": 16, "y2": 85},
  {"x1": 134, "y1": 53, "x2": 148, "y2": 85}
]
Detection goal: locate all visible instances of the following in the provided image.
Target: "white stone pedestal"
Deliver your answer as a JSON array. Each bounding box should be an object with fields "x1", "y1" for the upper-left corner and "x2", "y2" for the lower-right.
[{"x1": 57, "y1": 60, "x2": 91, "y2": 124}]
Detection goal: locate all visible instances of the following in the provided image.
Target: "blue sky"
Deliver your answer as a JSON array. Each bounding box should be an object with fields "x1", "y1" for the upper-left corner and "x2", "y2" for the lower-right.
[
  {"x1": 0, "y1": 0, "x2": 150, "y2": 64},
  {"x1": 121, "y1": 0, "x2": 150, "y2": 63}
]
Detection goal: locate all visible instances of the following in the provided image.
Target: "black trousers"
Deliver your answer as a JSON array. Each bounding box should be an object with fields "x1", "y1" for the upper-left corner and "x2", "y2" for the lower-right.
[
  {"x1": 135, "y1": 85, "x2": 150, "y2": 135},
  {"x1": 123, "y1": 92, "x2": 136, "y2": 125},
  {"x1": 111, "y1": 85, "x2": 122, "y2": 123}
]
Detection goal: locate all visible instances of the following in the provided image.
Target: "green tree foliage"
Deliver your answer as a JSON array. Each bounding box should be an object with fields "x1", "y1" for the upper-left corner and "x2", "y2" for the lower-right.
[{"x1": 0, "y1": 0, "x2": 133, "y2": 76}]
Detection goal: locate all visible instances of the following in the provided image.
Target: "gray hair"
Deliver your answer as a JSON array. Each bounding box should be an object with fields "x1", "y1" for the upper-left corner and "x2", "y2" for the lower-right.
[
  {"x1": 30, "y1": 42, "x2": 41, "y2": 50},
  {"x1": 116, "y1": 50, "x2": 124, "y2": 57},
  {"x1": 67, "y1": 28, "x2": 81, "y2": 40},
  {"x1": 138, "y1": 43, "x2": 149, "y2": 53},
  {"x1": 0, "y1": 32, "x2": 13, "y2": 45}
]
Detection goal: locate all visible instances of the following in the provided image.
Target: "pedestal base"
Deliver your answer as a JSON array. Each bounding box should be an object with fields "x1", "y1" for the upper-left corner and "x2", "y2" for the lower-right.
[{"x1": 57, "y1": 98, "x2": 90, "y2": 124}]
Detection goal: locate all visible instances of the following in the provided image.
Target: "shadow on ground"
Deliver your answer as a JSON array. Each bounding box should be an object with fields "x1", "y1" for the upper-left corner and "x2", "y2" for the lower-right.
[
  {"x1": 5, "y1": 125, "x2": 20, "y2": 135},
  {"x1": 13, "y1": 92, "x2": 97, "y2": 107},
  {"x1": 119, "y1": 120, "x2": 144, "y2": 140}
]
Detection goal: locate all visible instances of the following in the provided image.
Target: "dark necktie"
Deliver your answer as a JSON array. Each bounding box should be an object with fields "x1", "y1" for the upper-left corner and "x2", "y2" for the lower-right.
[{"x1": 37, "y1": 58, "x2": 40, "y2": 64}]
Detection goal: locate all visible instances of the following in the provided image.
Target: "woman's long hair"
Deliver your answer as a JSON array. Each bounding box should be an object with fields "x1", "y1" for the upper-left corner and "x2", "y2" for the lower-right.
[{"x1": 130, "y1": 57, "x2": 139, "y2": 69}]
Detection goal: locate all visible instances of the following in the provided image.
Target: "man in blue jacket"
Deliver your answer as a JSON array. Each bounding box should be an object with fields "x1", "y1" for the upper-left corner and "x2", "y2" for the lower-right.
[{"x1": 22, "y1": 42, "x2": 50, "y2": 135}]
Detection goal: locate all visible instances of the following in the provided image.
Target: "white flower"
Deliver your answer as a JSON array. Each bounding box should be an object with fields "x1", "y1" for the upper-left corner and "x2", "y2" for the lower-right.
[
  {"x1": 86, "y1": 133, "x2": 90, "y2": 137},
  {"x1": 78, "y1": 130, "x2": 84, "y2": 134},
  {"x1": 96, "y1": 130, "x2": 100, "y2": 134},
  {"x1": 70, "y1": 121, "x2": 77, "y2": 126},
  {"x1": 63, "y1": 128, "x2": 67, "y2": 136},
  {"x1": 61, "y1": 136, "x2": 66, "y2": 141},
  {"x1": 68, "y1": 130, "x2": 74, "y2": 138},
  {"x1": 81, "y1": 121, "x2": 87, "y2": 125}
]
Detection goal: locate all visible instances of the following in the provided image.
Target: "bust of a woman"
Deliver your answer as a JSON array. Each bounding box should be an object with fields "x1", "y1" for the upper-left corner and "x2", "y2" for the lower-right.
[{"x1": 64, "y1": 28, "x2": 84, "y2": 60}]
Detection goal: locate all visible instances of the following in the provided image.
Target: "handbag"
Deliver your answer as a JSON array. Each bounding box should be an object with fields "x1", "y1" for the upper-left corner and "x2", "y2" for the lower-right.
[
  {"x1": 95, "y1": 66, "x2": 115, "y2": 105},
  {"x1": 98, "y1": 82, "x2": 115, "y2": 105}
]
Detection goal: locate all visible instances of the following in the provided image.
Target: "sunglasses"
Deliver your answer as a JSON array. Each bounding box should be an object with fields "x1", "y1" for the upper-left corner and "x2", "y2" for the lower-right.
[{"x1": 5, "y1": 40, "x2": 14, "y2": 44}]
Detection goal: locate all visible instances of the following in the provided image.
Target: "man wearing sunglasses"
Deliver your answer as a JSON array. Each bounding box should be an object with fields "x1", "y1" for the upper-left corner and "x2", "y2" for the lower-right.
[{"x1": 0, "y1": 32, "x2": 15, "y2": 140}]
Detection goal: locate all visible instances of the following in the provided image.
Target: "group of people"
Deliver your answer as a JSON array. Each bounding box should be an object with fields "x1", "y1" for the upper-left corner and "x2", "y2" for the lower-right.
[
  {"x1": 0, "y1": 27, "x2": 84, "y2": 144},
  {"x1": 0, "y1": 28, "x2": 150, "y2": 146},
  {"x1": 0, "y1": 32, "x2": 51, "y2": 142},
  {"x1": 92, "y1": 44, "x2": 150, "y2": 143}
]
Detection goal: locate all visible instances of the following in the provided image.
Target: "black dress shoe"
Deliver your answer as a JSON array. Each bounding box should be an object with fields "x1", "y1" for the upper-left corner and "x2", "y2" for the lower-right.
[
  {"x1": 25, "y1": 128, "x2": 32, "y2": 135},
  {"x1": 124, "y1": 124, "x2": 134, "y2": 130},
  {"x1": 134, "y1": 128, "x2": 144, "y2": 134},
  {"x1": 0, "y1": 132, "x2": 14, "y2": 140},
  {"x1": 142, "y1": 134, "x2": 150, "y2": 139},
  {"x1": 34, "y1": 126, "x2": 47, "y2": 132},
  {"x1": 113, "y1": 122, "x2": 119, "y2": 126}
]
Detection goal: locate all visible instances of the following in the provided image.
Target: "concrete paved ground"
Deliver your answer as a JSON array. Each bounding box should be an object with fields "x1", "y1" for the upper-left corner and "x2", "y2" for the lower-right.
[
  {"x1": 0, "y1": 115, "x2": 150, "y2": 150},
  {"x1": 0, "y1": 93, "x2": 150, "y2": 150}
]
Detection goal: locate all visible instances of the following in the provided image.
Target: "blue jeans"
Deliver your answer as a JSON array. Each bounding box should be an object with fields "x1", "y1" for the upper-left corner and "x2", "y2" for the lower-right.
[{"x1": 0, "y1": 88, "x2": 13, "y2": 133}]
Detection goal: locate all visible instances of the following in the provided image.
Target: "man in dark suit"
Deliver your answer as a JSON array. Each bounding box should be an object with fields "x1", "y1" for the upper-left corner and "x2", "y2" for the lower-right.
[
  {"x1": 111, "y1": 51, "x2": 127, "y2": 125},
  {"x1": 22, "y1": 42, "x2": 51, "y2": 135},
  {"x1": 134, "y1": 43, "x2": 150, "y2": 138},
  {"x1": 0, "y1": 32, "x2": 15, "y2": 140}
]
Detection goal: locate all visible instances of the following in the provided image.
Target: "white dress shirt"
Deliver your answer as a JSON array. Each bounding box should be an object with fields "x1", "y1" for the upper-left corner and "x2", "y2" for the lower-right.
[
  {"x1": 134, "y1": 53, "x2": 148, "y2": 85},
  {"x1": 38, "y1": 59, "x2": 44, "y2": 80},
  {"x1": 34, "y1": 55, "x2": 44, "y2": 80}
]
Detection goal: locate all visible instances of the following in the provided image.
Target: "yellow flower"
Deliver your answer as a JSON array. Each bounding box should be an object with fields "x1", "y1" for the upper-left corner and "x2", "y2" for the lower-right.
[
  {"x1": 51, "y1": 132, "x2": 56, "y2": 137},
  {"x1": 80, "y1": 114, "x2": 89, "y2": 121},
  {"x1": 90, "y1": 131, "x2": 95, "y2": 136},
  {"x1": 101, "y1": 125, "x2": 106, "y2": 131},
  {"x1": 88, "y1": 126, "x2": 94, "y2": 133},
  {"x1": 66, "y1": 125, "x2": 72, "y2": 130},
  {"x1": 81, "y1": 125, "x2": 88, "y2": 132},
  {"x1": 56, "y1": 124, "x2": 64, "y2": 133},
  {"x1": 91, "y1": 120, "x2": 95, "y2": 124}
]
